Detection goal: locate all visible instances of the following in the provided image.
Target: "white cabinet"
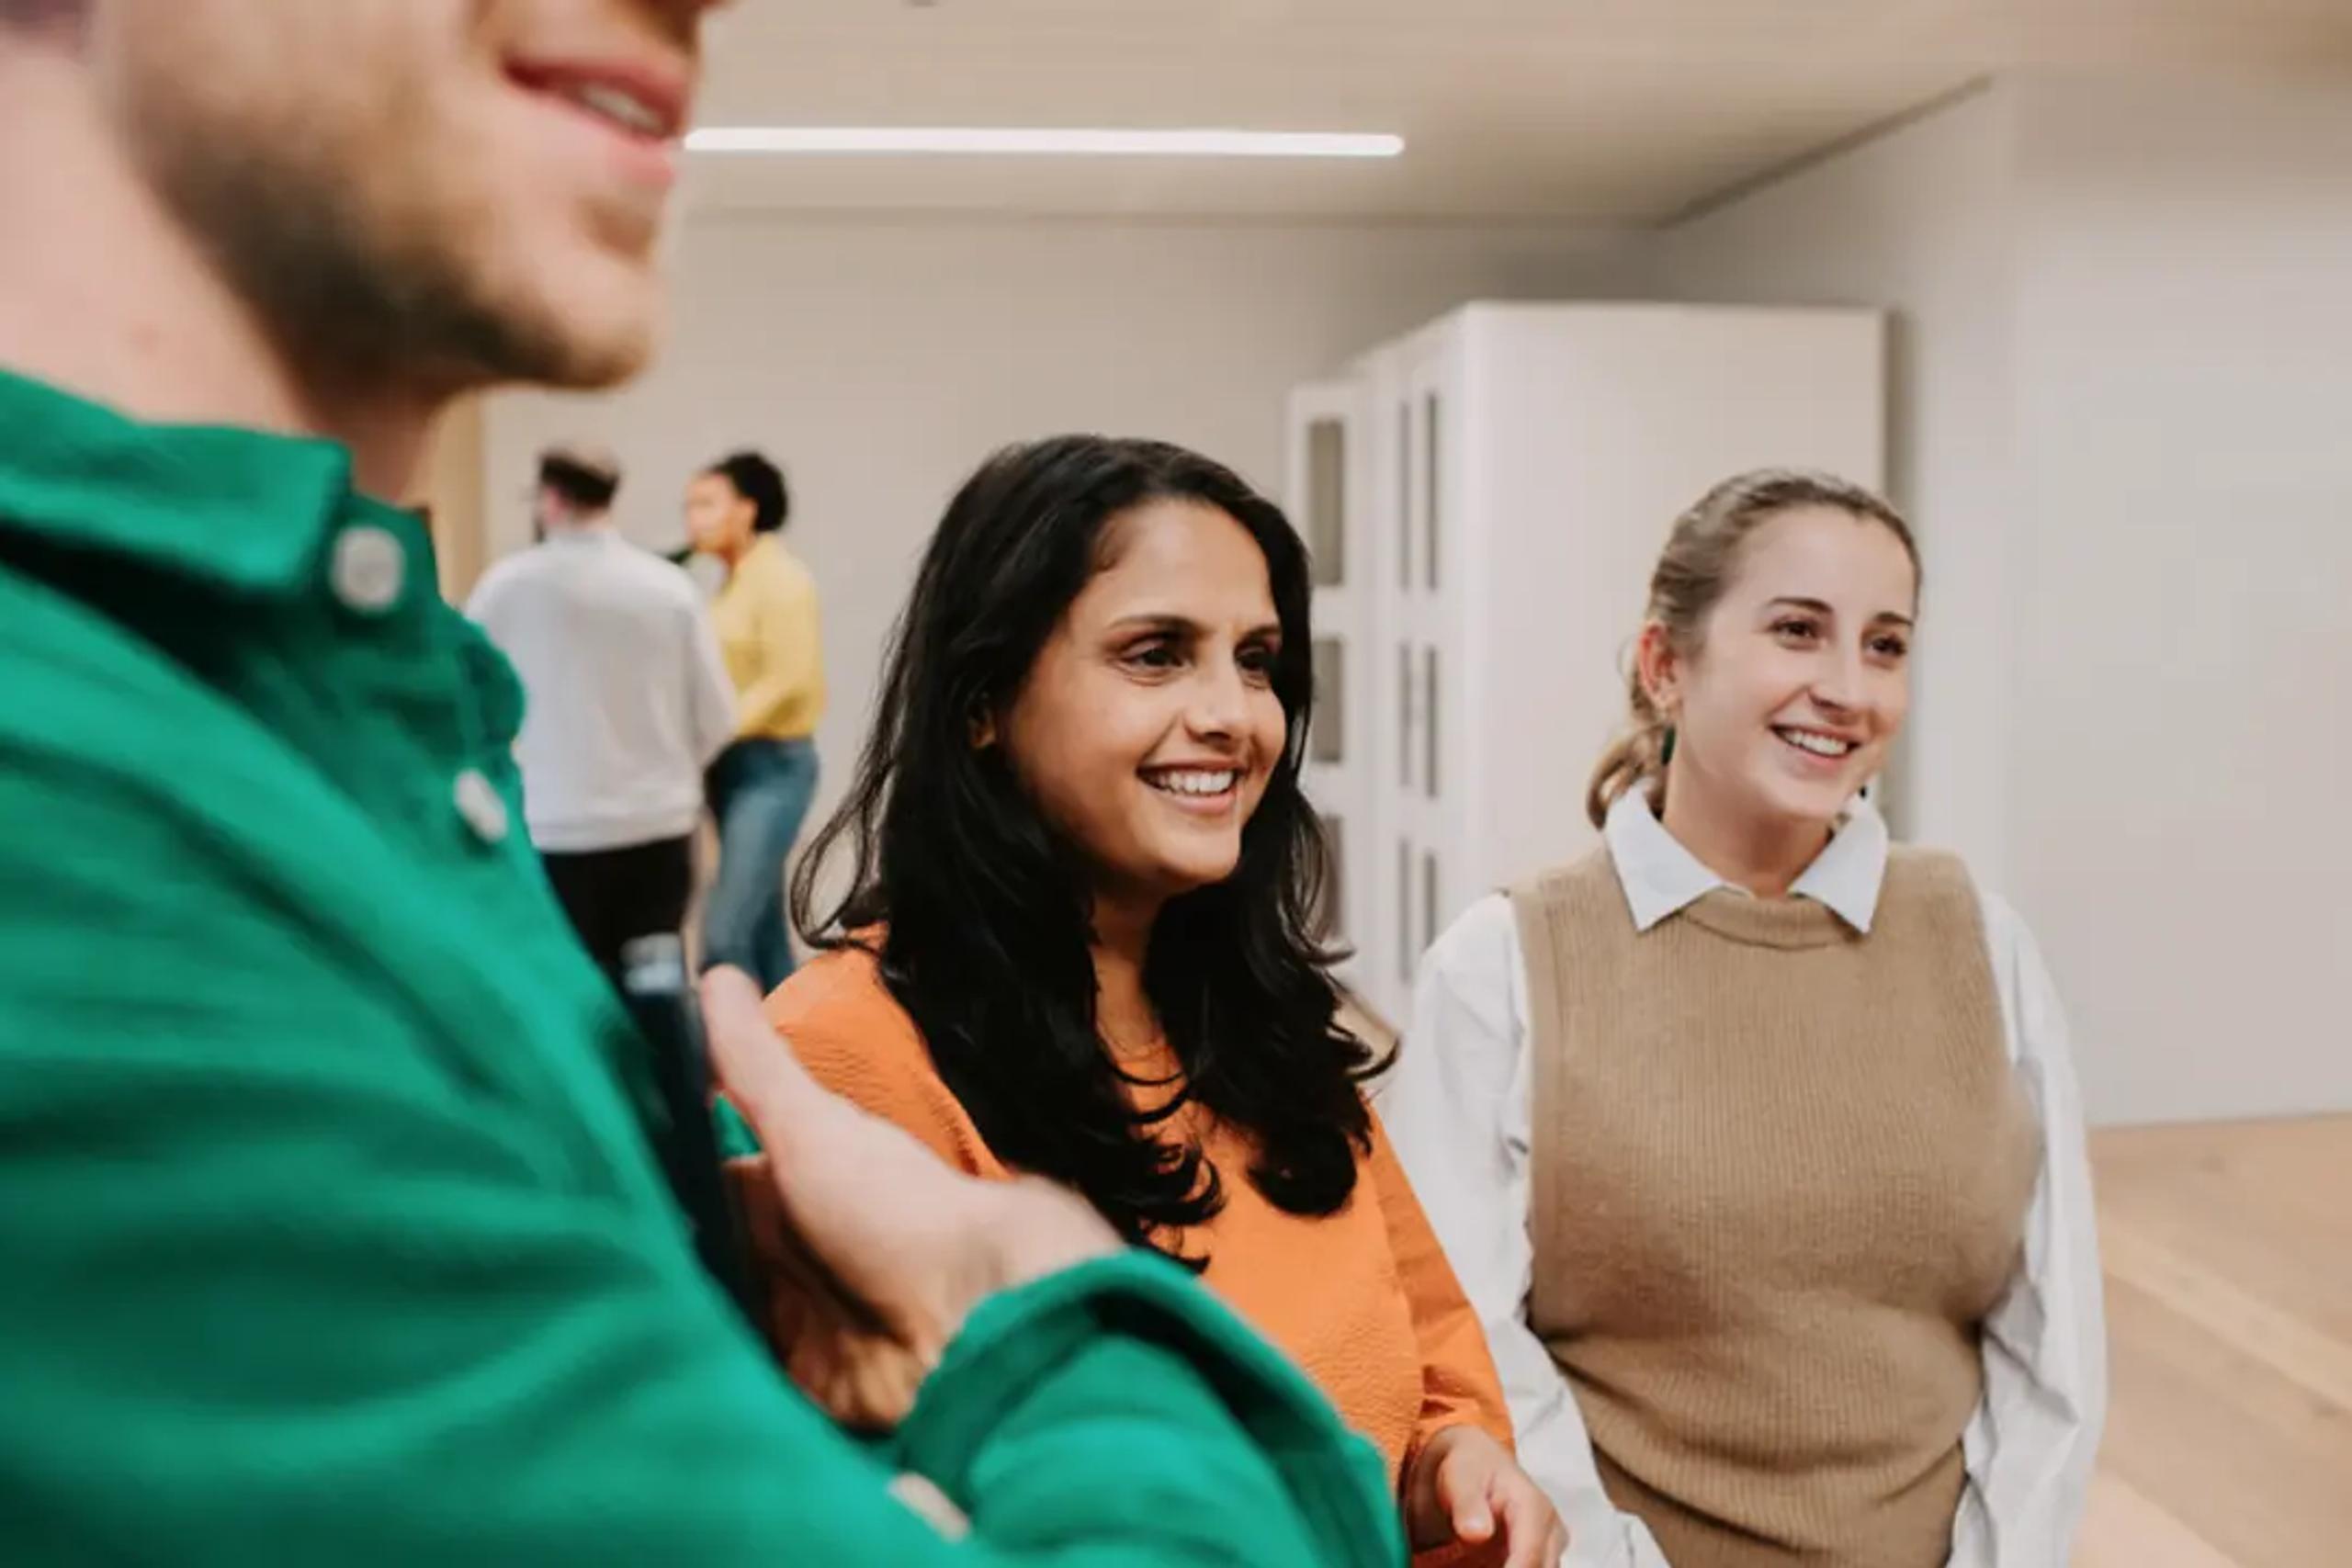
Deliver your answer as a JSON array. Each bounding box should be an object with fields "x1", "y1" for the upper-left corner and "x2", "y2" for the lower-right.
[
  {"x1": 1288, "y1": 303, "x2": 1885, "y2": 1024},
  {"x1": 1285, "y1": 378, "x2": 1377, "y2": 957}
]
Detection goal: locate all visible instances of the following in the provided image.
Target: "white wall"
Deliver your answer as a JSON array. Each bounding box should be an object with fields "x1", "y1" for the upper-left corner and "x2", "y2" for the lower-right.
[
  {"x1": 486, "y1": 214, "x2": 1643, "y2": 842},
  {"x1": 486, "y1": 92, "x2": 2352, "y2": 1125},
  {"x1": 1458, "y1": 304, "x2": 1886, "y2": 901},
  {"x1": 1656, "y1": 84, "x2": 2023, "y2": 874},
  {"x1": 1654, "y1": 74, "x2": 2352, "y2": 1124},
  {"x1": 2002, "y1": 75, "x2": 2352, "y2": 1125}
]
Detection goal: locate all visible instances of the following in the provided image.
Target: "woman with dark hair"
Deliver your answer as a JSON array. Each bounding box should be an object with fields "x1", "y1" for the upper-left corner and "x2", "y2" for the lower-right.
[
  {"x1": 684, "y1": 449, "x2": 825, "y2": 988},
  {"x1": 747, "y1": 435, "x2": 1562, "y2": 1566}
]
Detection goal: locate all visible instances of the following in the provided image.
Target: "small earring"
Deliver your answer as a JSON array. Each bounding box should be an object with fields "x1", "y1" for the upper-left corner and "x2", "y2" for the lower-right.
[{"x1": 1661, "y1": 726, "x2": 1677, "y2": 764}]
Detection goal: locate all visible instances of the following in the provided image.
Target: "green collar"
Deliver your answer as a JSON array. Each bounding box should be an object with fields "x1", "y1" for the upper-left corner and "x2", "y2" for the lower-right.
[{"x1": 0, "y1": 366, "x2": 401, "y2": 596}]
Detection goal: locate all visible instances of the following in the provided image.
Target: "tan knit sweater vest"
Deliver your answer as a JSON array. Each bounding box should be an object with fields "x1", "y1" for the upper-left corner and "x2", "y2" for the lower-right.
[{"x1": 1510, "y1": 844, "x2": 2039, "y2": 1568}]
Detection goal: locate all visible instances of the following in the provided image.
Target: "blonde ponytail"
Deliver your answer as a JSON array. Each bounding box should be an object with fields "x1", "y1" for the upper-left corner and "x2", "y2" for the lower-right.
[{"x1": 1585, "y1": 667, "x2": 1672, "y2": 828}]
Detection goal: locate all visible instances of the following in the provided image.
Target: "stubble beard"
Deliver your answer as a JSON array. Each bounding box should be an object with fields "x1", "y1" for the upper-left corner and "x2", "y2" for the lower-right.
[{"x1": 117, "y1": 73, "x2": 654, "y2": 408}]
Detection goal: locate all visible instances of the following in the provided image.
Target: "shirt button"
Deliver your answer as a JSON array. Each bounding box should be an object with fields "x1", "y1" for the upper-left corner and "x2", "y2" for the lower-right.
[
  {"x1": 332, "y1": 525, "x2": 407, "y2": 615},
  {"x1": 452, "y1": 769, "x2": 510, "y2": 845}
]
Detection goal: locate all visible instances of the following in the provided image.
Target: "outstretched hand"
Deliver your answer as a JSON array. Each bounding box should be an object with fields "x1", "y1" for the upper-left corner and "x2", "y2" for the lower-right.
[{"x1": 701, "y1": 965, "x2": 1119, "y2": 1427}]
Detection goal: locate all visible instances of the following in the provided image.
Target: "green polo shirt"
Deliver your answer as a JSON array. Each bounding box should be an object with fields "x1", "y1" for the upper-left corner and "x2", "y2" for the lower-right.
[{"x1": 0, "y1": 367, "x2": 1401, "y2": 1566}]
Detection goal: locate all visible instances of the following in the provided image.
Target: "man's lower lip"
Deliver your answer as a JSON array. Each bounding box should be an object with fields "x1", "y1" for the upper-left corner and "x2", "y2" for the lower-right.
[{"x1": 515, "y1": 77, "x2": 681, "y2": 188}]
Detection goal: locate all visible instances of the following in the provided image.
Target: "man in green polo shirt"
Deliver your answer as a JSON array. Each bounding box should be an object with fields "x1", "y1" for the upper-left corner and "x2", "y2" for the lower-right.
[{"x1": 0, "y1": 4, "x2": 1402, "y2": 1563}]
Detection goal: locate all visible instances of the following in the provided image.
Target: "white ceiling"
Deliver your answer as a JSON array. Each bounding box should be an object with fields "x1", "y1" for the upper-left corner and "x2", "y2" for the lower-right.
[{"x1": 684, "y1": 0, "x2": 2352, "y2": 222}]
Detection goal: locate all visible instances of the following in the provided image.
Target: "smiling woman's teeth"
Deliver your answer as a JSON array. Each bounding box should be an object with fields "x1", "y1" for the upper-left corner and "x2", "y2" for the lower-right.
[
  {"x1": 1148, "y1": 770, "x2": 1238, "y2": 797},
  {"x1": 1776, "y1": 728, "x2": 1853, "y2": 758}
]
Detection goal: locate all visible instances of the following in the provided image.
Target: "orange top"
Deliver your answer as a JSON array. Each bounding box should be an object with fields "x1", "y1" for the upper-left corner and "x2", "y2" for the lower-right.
[{"x1": 763, "y1": 944, "x2": 1515, "y2": 1497}]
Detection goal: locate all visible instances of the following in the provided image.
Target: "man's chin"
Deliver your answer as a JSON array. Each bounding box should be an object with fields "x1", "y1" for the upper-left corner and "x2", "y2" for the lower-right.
[
  {"x1": 496, "y1": 301, "x2": 660, "y2": 391},
  {"x1": 304, "y1": 270, "x2": 661, "y2": 400},
  {"x1": 460, "y1": 261, "x2": 665, "y2": 391},
  {"x1": 529, "y1": 327, "x2": 655, "y2": 392}
]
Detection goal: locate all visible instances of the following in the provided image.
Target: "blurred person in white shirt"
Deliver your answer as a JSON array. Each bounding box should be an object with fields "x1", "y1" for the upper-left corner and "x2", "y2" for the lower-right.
[{"x1": 469, "y1": 444, "x2": 736, "y2": 987}]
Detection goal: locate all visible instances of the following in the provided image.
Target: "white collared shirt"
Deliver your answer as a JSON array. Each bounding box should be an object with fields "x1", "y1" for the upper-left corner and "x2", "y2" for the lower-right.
[
  {"x1": 466, "y1": 527, "x2": 738, "y2": 852},
  {"x1": 1375, "y1": 792, "x2": 2108, "y2": 1568}
]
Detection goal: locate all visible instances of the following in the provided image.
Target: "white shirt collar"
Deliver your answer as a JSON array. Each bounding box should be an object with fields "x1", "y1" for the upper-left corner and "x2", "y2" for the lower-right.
[{"x1": 1601, "y1": 787, "x2": 1889, "y2": 935}]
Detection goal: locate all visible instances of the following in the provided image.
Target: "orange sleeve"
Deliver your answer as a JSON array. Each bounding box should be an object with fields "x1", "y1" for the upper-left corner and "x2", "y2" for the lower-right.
[
  {"x1": 760, "y1": 944, "x2": 1005, "y2": 1179},
  {"x1": 1366, "y1": 1103, "x2": 1517, "y2": 1472}
]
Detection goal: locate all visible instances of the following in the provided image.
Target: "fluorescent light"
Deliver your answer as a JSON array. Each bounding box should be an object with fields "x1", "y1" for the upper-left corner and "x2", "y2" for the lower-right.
[{"x1": 684, "y1": 127, "x2": 1405, "y2": 159}]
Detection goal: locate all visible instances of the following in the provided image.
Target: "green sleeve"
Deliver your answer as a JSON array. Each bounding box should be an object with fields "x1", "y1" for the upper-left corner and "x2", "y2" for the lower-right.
[
  {"x1": 0, "y1": 769, "x2": 1400, "y2": 1567},
  {"x1": 899, "y1": 1255, "x2": 1406, "y2": 1566}
]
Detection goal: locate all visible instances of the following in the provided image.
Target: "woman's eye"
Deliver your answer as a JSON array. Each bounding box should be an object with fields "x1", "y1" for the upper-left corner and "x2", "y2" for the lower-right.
[
  {"x1": 1773, "y1": 618, "x2": 1821, "y2": 642},
  {"x1": 1238, "y1": 646, "x2": 1278, "y2": 682},
  {"x1": 1871, "y1": 634, "x2": 1911, "y2": 660},
  {"x1": 1124, "y1": 641, "x2": 1182, "y2": 671}
]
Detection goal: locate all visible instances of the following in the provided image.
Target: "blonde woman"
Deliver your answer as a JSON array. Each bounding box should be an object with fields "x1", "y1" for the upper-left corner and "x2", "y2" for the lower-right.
[{"x1": 1381, "y1": 471, "x2": 2106, "y2": 1567}]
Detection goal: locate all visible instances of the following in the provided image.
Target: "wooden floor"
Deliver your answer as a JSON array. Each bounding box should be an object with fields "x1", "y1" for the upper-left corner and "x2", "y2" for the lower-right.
[{"x1": 2075, "y1": 1115, "x2": 2352, "y2": 1567}]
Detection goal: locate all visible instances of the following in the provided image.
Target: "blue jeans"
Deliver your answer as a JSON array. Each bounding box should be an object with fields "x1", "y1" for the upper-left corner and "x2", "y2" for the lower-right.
[{"x1": 703, "y1": 737, "x2": 818, "y2": 990}]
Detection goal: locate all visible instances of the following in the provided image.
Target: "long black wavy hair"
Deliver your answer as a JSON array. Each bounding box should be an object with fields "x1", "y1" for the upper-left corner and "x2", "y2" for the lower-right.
[{"x1": 791, "y1": 434, "x2": 1383, "y2": 1259}]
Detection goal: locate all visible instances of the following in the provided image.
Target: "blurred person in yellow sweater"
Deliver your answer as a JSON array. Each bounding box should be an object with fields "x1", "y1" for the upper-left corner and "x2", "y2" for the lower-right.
[{"x1": 685, "y1": 449, "x2": 824, "y2": 987}]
